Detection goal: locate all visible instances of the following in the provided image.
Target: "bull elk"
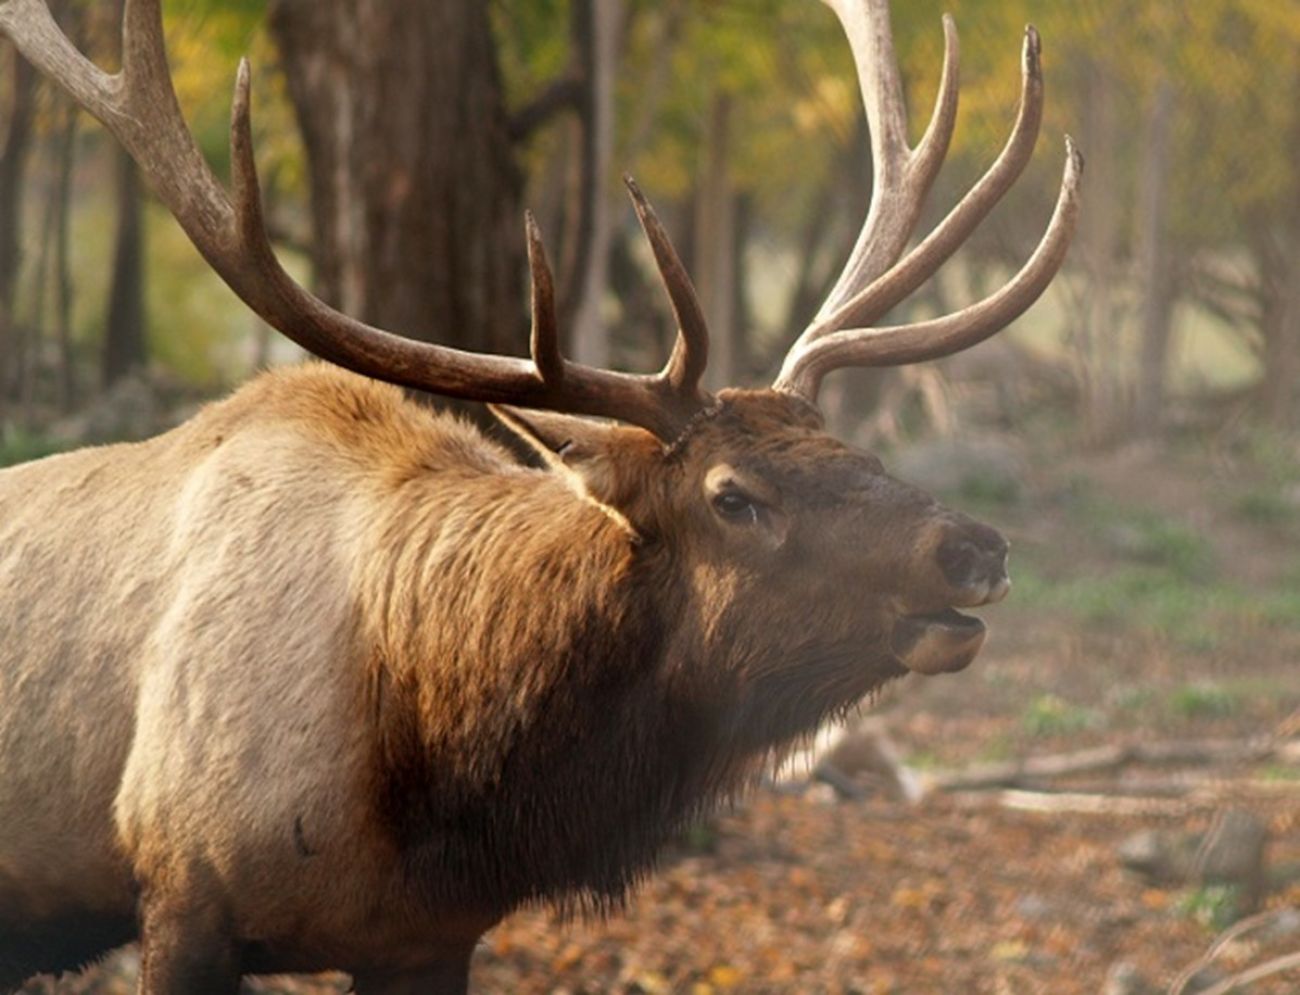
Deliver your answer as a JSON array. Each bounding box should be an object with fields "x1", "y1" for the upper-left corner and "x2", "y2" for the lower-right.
[{"x1": 0, "y1": 0, "x2": 1080, "y2": 991}]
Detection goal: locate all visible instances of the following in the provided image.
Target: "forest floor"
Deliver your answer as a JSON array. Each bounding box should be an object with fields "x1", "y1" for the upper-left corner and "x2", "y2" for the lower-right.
[{"x1": 20, "y1": 425, "x2": 1300, "y2": 994}]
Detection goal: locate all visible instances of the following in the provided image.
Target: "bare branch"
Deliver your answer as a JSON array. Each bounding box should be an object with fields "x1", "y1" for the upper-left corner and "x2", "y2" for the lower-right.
[
  {"x1": 1168, "y1": 909, "x2": 1300, "y2": 995},
  {"x1": 928, "y1": 734, "x2": 1279, "y2": 793},
  {"x1": 508, "y1": 75, "x2": 583, "y2": 143},
  {"x1": 1192, "y1": 952, "x2": 1300, "y2": 995}
]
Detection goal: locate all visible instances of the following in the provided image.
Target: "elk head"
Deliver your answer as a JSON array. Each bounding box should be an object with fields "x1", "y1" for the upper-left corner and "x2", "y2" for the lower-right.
[
  {"x1": 0, "y1": 0, "x2": 1080, "y2": 728},
  {"x1": 497, "y1": 386, "x2": 1013, "y2": 747}
]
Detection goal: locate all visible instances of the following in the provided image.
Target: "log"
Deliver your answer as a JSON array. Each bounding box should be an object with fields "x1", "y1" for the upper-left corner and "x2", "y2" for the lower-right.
[{"x1": 927, "y1": 737, "x2": 1283, "y2": 793}]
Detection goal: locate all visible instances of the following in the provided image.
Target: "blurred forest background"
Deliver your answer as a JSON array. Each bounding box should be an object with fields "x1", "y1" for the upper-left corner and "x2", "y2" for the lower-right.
[
  {"x1": 2, "y1": 0, "x2": 1299, "y2": 440},
  {"x1": 5, "y1": 0, "x2": 1300, "y2": 992}
]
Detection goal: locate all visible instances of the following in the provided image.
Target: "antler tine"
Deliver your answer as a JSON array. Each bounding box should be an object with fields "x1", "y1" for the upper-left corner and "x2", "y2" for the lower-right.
[
  {"x1": 799, "y1": 25, "x2": 1044, "y2": 344},
  {"x1": 0, "y1": 0, "x2": 717, "y2": 441},
  {"x1": 230, "y1": 59, "x2": 273, "y2": 255},
  {"x1": 775, "y1": 138, "x2": 1083, "y2": 400},
  {"x1": 524, "y1": 212, "x2": 564, "y2": 386},
  {"x1": 0, "y1": 0, "x2": 115, "y2": 121},
  {"x1": 623, "y1": 176, "x2": 710, "y2": 398},
  {"x1": 121, "y1": 0, "x2": 166, "y2": 82},
  {"x1": 816, "y1": 0, "x2": 960, "y2": 321}
]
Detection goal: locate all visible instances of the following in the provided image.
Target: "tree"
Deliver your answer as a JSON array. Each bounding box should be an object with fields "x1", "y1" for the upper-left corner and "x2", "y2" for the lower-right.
[
  {"x1": 1132, "y1": 79, "x2": 1177, "y2": 435},
  {"x1": 0, "y1": 45, "x2": 35, "y2": 413},
  {"x1": 267, "y1": 0, "x2": 524, "y2": 358},
  {"x1": 102, "y1": 147, "x2": 146, "y2": 386},
  {"x1": 566, "y1": 0, "x2": 624, "y2": 368}
]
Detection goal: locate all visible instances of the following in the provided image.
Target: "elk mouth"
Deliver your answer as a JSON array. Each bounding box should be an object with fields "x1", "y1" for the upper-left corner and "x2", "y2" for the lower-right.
[{"x1": 891, "y1": 608, "x2": 987, "y2": 675}]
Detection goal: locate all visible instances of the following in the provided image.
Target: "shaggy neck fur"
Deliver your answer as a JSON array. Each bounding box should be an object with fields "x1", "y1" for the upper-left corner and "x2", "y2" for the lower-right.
[
  {"x1": 358, "y1": 466, "x2": 763, "y2": 917},
  {"x1": 284, "y1": 370, "x2": 910, "y2": 919}
]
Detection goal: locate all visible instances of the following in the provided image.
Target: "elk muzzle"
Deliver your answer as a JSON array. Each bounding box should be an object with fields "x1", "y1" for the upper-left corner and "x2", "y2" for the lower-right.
[{"x1": 892, "y1": 517, "x2": 1010, "y2": 676}]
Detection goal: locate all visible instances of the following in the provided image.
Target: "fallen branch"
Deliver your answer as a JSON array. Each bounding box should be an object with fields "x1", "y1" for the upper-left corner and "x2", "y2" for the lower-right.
[
  {"x1": 1168, "y1": 909, "x2": 1299, "y2": 995},
  {"x1": 953, "y1": 789, "x2": 1196, "y2": 817},
  {"x1": 927, "y1": 737, "x2": 1284, "y2": 793},
  {"x1": 1005, "y1": 774, "x2": 1300, "y2": 800},
  {"x1": 1193, "y1": 951, "x2": 1300, "y2": 995}
]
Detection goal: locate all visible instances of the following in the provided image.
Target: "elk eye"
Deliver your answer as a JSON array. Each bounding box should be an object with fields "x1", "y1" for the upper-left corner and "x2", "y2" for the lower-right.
[{"x1": 712, "y1": 489, "x2": 758, "y2": 525}]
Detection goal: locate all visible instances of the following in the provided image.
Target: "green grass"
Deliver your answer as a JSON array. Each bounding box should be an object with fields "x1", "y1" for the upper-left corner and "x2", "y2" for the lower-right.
[
  {"x1": 1168, "y1": 682, "x2": 1239, "y2": 720},
  {"x1": 1124, "y1": 519, "x2": 1216, "y2": 579},
  {"x1": 1109, "y1": 687, "x2": 1157, "y2": 712},
  {"x1": 1075, "y1": 498, "x2": 1217, "y2": 580},
  {"x1": 1232, "y1": 487, "x2": 1297, "y2": 526},
  {"x1": 1236, "y1": 427, "x2": 1300, "y2": 484},
  {"x1": 954, "y1": 471, "x2": 1022, "y2": 511},
  {"x1": 0, "y1": 429, "x2": 67, "y2": 468},
  {"x1": 1021, "y1": 693, "x2": 1099, "y2": 737},
  {"x1": 1011, "y1": 542, "x2": 1300, "y2": 651},
  {"x1": 1014, "y1": 564, "x2": 1225, "y2": 649},
  {"x1": 975, "y1": 734, "x2": 1016, "y2": 763},
  {"x1": 904, "y1": 749, "x2": 943, "y2": 772},
  {"x1": 1174, "y1": 884, "x2": 1244, "y2": 931},
  {"x1": 1261, "y1": 764, "x2": 1300, "y2": 782},
  {"x1": 1255, "y1": 586, "x2": 1300, "y2": 628}
]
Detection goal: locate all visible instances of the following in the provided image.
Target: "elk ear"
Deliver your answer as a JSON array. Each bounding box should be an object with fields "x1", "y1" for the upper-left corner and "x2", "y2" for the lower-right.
[
  {"x1": 490, "y1": 406, "x2": 664, "y2": 517},
  {"x1": 491, "y1": 406, "x2": 622, "y2": 470}
]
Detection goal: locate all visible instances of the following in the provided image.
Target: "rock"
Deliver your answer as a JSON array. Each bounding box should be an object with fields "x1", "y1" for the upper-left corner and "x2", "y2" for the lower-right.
[
  {"x1": 774, "y1": 711, "x2": 924, "y2": 804},
  {"x1": 804, "y1": 783, "x2": 841, "y2": 806},
  {"x1": 1260, "y1": 906, "x2": 1300, "y2": 942},
  {"x1": 1014, "y1": 893, "x2": 1053, "y2": 922},
  {"x1": 1118, "y1": 809, "x2": 1269, "y2": 918},
  {"x1": 1181, "y1": 964, "x2": 1229, "y2": 994},
  {"x1": 1101, "y1": 961, "x2": 1154, "y2": 995},
  {"x1": 1194, "y1": 808, "x2": 1268, "y2": 912},
  {"x1": 1117, "y1": 828, "x2": 1198, "y2": 885},
  {"x1": 818, "y1": 718, "x2": 925, "y2": 803}
]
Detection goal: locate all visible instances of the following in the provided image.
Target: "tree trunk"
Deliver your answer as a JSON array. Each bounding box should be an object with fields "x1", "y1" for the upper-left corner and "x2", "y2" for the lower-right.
[
  {"x1": 1076, "y1": 59, "x2": 1122, "y2": 444},
  {"x1": 1257, "y1": 231, "x2": 1300, "y2": 426},
  {"x1": 1132, "y1": 80, "x2": 1177, "y2": 435},
  {"x1": 268, "y1": 0, "x2": 523, "y2": 361},
  {"x1": 51, "y1": 107, "x2": 77, "y2": 411},
  {"x1": 781, "y1": 116, "x2": 871, "y2": 339},
  {"x1": 0, "y1": 50, "x2": 36, "y2": 412},
  {"x1": 568, "y1": 0, "x2": 624, "y2": 368},
  {"x1": 1257, "y1": 60, "x2": 1300, "y2": 426},
  {"x1": 695, "y1": 94, "x2": 737, "y2": 391},
  {"x1": 102, "y1": 146, "x2": 147, "y2": 387},
  {"x1": 733, "y1": 192, "x2": 754, "y2": 380}
]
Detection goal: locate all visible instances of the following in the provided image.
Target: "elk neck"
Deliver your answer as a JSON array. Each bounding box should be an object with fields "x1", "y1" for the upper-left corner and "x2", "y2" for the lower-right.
[{"x1": 353, "y1": 432, "x2": 763, "y2": 917}]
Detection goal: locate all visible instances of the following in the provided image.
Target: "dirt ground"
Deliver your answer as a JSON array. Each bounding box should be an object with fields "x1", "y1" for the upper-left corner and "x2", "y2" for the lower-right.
[{"x1": 19, "y1": 433, "x2": 1300, "y2": 993}]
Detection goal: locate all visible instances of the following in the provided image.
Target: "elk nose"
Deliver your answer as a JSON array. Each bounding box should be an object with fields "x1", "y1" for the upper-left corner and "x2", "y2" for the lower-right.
[{"x1": 936, "y1": 523, "x2": 1010, "y2": 607}]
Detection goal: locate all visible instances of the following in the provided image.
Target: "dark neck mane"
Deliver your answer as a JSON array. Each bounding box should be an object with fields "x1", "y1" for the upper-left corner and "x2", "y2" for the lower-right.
[{"x1": 359, "y1": 468, "x2": 760, "y2": 917}]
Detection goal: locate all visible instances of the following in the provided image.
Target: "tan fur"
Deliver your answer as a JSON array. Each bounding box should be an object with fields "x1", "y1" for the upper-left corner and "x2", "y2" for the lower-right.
[{"x1": 0, "y1": 364, "x2": 1008, "y2": 990}]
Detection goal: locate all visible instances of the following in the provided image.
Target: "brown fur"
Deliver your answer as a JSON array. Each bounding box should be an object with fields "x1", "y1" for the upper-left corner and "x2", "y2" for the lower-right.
[{"x1": 0, "y1": 364, "x2": 1007, "y2": 991}]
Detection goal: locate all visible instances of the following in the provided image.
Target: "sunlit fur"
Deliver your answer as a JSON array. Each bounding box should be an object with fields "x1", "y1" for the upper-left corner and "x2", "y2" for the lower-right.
[{"x1": 0, "y1": 364, "x2": 994, "y2": 988}]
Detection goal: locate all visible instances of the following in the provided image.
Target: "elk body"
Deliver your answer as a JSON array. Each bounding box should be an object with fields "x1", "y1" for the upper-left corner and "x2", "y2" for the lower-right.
[{"x1": 0, "y1": 0, "x2": 1080, "y2": 992}]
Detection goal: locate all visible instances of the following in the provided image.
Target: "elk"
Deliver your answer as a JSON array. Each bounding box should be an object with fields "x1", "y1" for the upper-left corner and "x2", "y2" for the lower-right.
[{"x1": 0, "y1": 0, "x2": 1080, "y2": 991}]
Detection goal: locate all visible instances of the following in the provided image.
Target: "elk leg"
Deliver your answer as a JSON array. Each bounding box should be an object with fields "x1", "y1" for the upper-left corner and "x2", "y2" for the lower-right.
[
  {"x1": 351, "y1": 954, "x2": 472, "y2": 995},
  {"x1": 137, "y1": 891, "x2": 241, "y2": 995}
]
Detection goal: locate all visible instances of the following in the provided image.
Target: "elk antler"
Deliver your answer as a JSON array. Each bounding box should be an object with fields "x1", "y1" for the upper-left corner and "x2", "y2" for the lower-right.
[
  {"x1": 772, "y1": 0, "x2": 1082, "y2": 402},
  {"x1": 0, "y1": 0, "x2": 712, "y2": 440}
]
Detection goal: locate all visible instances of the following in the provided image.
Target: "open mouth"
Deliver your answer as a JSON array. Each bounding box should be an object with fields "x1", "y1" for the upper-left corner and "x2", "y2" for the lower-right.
[{"x1": 891, "y1": 607, "x2": 987, "y2": 675}]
